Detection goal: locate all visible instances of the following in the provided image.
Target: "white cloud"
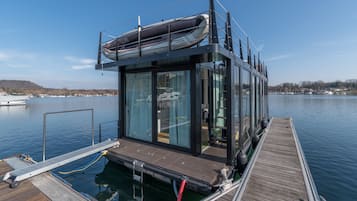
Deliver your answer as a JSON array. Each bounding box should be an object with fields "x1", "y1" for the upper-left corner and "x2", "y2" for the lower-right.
[
  {"x1": 64, "y1": 56, "x2": 96, "y2": 70},
  {"x1": 0, "y1": 50, "x2": 37, "y2": 69},
  {"x1": 266, "y1": 54, "x2": 291, "y2": 62},
  {"x1": 7, "y1": 63, "x2": 32, "y2": 68},
  {"x1": 0, "y1": 52, "x2": 10, "y2": 61},
  {"x1": 71, "y1": 64, "x2": 93, "y2": 70},
  {"x1": 0, "y1": 50, "x2": 37, "y2": 61}
]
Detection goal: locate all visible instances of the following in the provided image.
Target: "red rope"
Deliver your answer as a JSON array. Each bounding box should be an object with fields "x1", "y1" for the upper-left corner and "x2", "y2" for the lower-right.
[{"x1": 176, "y1": 179, "x2": 187, "y2": 201}]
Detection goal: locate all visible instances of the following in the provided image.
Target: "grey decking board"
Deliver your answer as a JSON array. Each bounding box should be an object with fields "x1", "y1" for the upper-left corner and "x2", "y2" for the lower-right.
[
  {"x1": 0, "y1": 161, "x2": 50, "y2": 201},
  {"x1": 240, "y1": 118, "x2": 309, "y2": 201},
  {"x1": 0, "y1": 158, "x2": 88, "y2": 201},
  {"x1": 108, "y1": 138, "x2": 231, "y2": 188}
]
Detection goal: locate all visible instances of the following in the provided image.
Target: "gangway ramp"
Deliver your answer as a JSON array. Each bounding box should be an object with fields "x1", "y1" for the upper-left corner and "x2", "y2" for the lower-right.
[{"x1": 2, "y1": 139, "x2": 119, "y2": 186}]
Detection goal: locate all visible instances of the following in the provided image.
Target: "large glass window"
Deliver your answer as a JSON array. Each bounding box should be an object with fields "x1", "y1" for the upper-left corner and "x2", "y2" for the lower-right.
[
  {"x1": 212, "y1": 63, "x2": 226, "y2": 140},
  {"x1": 264, "y1": 80, "x2": 269, "y2": 119},
  {"x1": 232, "y1": 66, "x2": 240, "y2": 152},
  {"x1": 157, "y1": 71, "x2": 191, "y2": 148},
  {"x1": 255, "y1": 77, "x2": 260, "y2": 128},
  {"x1": 200, "y1": 68, "x2": 210, "y2": 150},
  {"x1": 242, "y1": 69, "x2": 251, "y2": 144},
  {"x1": 125, "y1": 72, "x2": 152, "y2": 142}
]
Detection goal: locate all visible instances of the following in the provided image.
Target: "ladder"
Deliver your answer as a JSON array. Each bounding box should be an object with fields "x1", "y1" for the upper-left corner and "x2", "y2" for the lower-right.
[
  {"x1": 132, "y1": 160, "x2": 144, "y2": 183},
  {"x1": 2, "y1": 139, "x2": 119, "y2": 187},
  {"x1": 133, "y1": 183, "x2": 144, "y2": 201},
  {"x1": 132, "y1": 160, "x2": 145, "y2": 201}
]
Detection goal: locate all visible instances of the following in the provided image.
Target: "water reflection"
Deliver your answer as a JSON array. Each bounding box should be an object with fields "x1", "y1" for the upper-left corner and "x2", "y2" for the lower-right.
[
  {"x1": 94, "y1": 162, "x2": 204, "y2": 201},
  {"x1": 0, "y1": 105, "x2": 27, "y2": 115},
  {"x1": 0, "y1": 97, "x2": 204, "y2": 201}
]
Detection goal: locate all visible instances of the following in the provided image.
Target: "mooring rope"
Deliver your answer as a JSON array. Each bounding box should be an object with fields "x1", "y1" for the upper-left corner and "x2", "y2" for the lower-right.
[{"x1": 57, "y1": 150, "x2": 108, "y2": 175}]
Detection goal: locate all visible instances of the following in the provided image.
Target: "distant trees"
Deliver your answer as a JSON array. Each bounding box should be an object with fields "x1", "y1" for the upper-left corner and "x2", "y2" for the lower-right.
[
  {"x1": 269, "y1": 82, "x2": 300, "y2": 93},
  {"x1": 269, "y1": 80, "x2": 357, "y2": 93}
]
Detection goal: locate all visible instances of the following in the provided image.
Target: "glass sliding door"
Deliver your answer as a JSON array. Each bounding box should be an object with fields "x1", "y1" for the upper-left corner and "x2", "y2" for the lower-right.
[
  {"x1": 125, "y1": 72, "x2": 152, "y2": 142},
  {"x1": 156, "y1": 71, "x2": 191, "y2": 148},
  {"x1": 212, "y1": 63, "x2": 226, "y2": 141},
  {"x1": 200, "y1": 68, "x2": 210, "y2": 151}
]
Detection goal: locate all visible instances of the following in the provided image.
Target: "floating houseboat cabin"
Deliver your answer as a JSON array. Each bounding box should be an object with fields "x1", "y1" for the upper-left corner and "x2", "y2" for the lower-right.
[{"x1": 96, "y1": 0, "x2": 269, "y2": 193}]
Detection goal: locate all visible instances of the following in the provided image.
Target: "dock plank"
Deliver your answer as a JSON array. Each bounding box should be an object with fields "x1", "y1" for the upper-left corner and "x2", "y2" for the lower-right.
[
  {"x1": 0, "y1": 158, "x2": 89, "y2": 201},
  {"x1": 239, "y1": 118, "x2": 309, "y2": 201},
  {"x1": 213, "y1": 118, "x2": 311, "y2": 201},
  {"x1": 0, "y1": 160, "x2": 50, "y2": 201}
]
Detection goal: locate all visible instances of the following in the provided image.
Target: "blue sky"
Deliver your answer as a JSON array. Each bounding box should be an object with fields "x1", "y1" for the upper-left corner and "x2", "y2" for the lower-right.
[{"x1": 0, "y1": 0, "x2": 356, "y2": 88}]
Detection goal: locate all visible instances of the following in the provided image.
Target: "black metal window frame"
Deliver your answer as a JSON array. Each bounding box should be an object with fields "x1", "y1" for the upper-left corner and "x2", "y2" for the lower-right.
[
  {"x1": 120, "y1": 64, "x2": 198, "y2": 154},
  {"x1": 112, "y1": 48, "x2": 267, "y2": 165}
]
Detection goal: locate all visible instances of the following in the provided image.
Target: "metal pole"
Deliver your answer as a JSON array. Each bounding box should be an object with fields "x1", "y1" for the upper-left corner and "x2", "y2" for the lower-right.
[
  {"x1": 43, "y1": 114, "x2": 46, "y2": 161},
  {"x1": 116, "y1": 42, "x2": 119, "y2": 61},
  {"x1": 209, "y1": 0, "x2": 218, "y2": 44},
  {"x1": 138, "y1": 16, "x2": 142, "y2": 57},
  {"x1": 254, "y1": 55, "x2": 256, "y2": 69},
  {"x1": 239, "y1": 39, "x2": 243, "y2": 60},
  {"x1": 97, "y1": 32, "x2": 102, "y2": 65},
  {"x1": 91, "y1": 109, "x2": 94, "y2": 146},
  {"x1": 168, "y1": 24, "x2": 172, "y2": 51},
  {"x1": 99, "y1": 124, "x2": 102, "y2": 143},
  {"x1": 225, "y1": 12, "x2": 233, "y2": 52}
]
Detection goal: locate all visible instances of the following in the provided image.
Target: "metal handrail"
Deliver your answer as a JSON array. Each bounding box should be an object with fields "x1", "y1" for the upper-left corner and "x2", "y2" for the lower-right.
[
  {"x1": 290, "y1": 118, "x2": 322, "y2": 201},
  {"x1": 42, "y1": 108, "x2": 94, "y2": 161},
  {"x1": 98, "y1": 120, "x2": 119, "y2": 142}
]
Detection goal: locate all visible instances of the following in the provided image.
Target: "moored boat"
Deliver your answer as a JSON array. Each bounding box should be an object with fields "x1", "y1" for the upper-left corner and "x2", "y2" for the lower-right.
[{"x1": 0, "y1": 95, "x2": 29, "y2": 106}]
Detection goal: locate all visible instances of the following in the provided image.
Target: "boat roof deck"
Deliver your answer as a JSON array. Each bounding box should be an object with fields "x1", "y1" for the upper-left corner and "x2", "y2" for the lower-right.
[
  {"x1": 107, "y1": 138, "x2": 232, "y2": 192},
  {"x1": 0, "y1": 160, "x2": 50, "y2": 201}
]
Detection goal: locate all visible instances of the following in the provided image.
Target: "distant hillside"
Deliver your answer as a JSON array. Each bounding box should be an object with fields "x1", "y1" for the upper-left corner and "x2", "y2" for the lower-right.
[
  {"x1": 0, "y1": 80, "x2": 117, "y2": 96},
  {"x1": 0, "y1": 80, "x2": 43, "y2": 90}
]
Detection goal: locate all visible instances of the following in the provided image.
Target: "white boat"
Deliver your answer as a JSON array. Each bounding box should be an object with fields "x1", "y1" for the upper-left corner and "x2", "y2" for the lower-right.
[
  {"x1": 102, "y1": 14, "x2": 209, "y2": 60},
  {"x1": 0, "y1": 95, "x2": 29, "y2": 106}
]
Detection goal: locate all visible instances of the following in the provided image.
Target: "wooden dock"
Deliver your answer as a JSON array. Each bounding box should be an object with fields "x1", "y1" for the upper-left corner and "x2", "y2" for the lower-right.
[
  {"x1": 204, "y1": 117, "x2": 321, "y2": 201},
  {"x1": 0, "y1": 161, "x2": 49, "y2": 201},
  {"x1": 107, "y1": 138, "x2": 233, "y2": 193},
  {"x1": 0, "y1": 157, "x2": 88, "y2": 201}
]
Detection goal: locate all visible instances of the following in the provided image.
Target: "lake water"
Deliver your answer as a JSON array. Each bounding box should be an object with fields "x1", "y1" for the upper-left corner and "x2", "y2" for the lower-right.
[
  {"x1": 270, "y1": 95, "x2": 357, "y2": 201},
  {"x1": 0, "y1": 95, "x2": 356, "y2": 200},
  {"x1": 0, "y1": 96, "x2": 201, "y2": 201}
]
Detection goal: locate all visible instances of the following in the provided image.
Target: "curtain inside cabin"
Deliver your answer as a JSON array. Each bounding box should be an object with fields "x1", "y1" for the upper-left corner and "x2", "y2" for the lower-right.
[
  {"x1": 125, "y1": 72, "x2": 152, "y2": 142},
  {"x1": 157, "y1": 70, "x2": 190, "y2": 148}
]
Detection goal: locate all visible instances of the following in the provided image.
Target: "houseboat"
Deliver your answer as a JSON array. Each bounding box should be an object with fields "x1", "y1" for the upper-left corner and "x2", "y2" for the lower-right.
[{"x1": 95, "y1": 0, "x2": 269, "y2": 194}]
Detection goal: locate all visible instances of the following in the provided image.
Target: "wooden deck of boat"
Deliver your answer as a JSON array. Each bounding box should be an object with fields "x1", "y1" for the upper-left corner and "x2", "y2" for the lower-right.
[
  {"x1": 221, "y1": 117, "x2": 313, "y2": 201},
  {"x1": 0, "y1": 160, "x2": 50, "y2": 201},
  {"x1": 107, "y1": 138, "x2": 231, "y2": 192}
]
